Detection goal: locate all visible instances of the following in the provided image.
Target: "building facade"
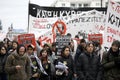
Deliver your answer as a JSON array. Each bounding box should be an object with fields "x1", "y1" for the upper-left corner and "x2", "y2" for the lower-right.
[
  {"x1": 6, "y1": 26, "x2": 27, "y2": 40},
  {"x1": 52, "y1": 0, "x2": 120, "y2": 8}
]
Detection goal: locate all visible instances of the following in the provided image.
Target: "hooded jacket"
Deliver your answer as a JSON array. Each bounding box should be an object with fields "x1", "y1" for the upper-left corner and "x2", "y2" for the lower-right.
[
  {"x1": 5, "y1": 52, "x2": 31, "y2": 80},
  {"x1": 102, "y1": 48, "x2": 120, "y2": 80}
]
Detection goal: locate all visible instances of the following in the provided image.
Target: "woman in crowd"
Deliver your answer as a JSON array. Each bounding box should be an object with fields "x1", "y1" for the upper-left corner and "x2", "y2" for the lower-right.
[
  {"x1": 26, "y1": 44, "x2": 41, "y2": 80},
  {"x1": 5, "y1": 44, "x2": 31, "y2": 80},
  {"x1": 102, "y1": 40, "x2": 120, "y2": 80},
  {"x1": 8, "y1": 40, "x2": 18, "y2": 54},
  {"x1": 75, "y1": 41, "x2": 102, "y2": 80},
  {"x1": 55, "y1": 45, "x2": 74, "y2": 80},
  {"x1": 39, "y1": 48, "x2": 51, "y2": 80},
  {"x1": 0, "y1": 45, "x2": 9, "y2": 80}
]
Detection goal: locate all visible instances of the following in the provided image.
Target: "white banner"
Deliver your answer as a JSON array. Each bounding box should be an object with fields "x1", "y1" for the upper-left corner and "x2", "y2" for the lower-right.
[
  {"x1": 104, "y1": 0, "x2": 120, "y2": 47},
  {"x1": 66, "y1": 10, "x2": 106, "y2": 39}
]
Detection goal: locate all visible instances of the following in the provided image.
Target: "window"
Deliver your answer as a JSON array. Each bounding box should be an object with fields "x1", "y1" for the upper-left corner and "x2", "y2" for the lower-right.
[
  {"x1": 71, "y1": 3, "x2": 76, "y2": 7},
  {"x1": 83, "y1": 4, "x2": 89, "y2": 7},
  {"x1": 79, "y1": 4, "x2": 82, "y2": 7},
  {"x1": 62, "y1": 3, "x2": 65, "y2": 7},
  {"x1": 96, "y1": 3, "x2": 100, "y2": 6}
]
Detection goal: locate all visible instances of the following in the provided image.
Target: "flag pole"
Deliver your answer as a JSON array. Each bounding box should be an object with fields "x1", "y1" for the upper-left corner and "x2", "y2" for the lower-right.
[
  {"x1": 27, "y1": 0, "x2": 30, "y2": 33},
  {"x1": 101, "y1": 0, "x2": 103, "y2": 8}
]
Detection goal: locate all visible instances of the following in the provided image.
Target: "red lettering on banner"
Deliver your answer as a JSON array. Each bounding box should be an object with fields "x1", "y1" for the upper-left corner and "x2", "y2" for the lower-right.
[
  {"x1": 95, "y1": 25, "x2": 105, "y2": 31},
  {"x1": 110, "y1": 1, "x2": 120, "y2": 14},
  {"x1": 99, "y1": 26, "x2": 105, "y2": 31},
  {"x1": 107, "y1": 35, "x2": 116, "y2": 43},
  {"x1": 107, "y1": 27, "x2": 120, "y2": 37},
  {"x1": 39, "y1": 36, "x2": 53, "y2": 47},
  {"x1": 110, "y1": 1, "x2": 115, "y2": 10},
  {"x1": 33, "y1": 23, "x2": 45, "y2": 29},
  {"x1": 115, "y1": 5, "x2": 120, "y2": 14}
]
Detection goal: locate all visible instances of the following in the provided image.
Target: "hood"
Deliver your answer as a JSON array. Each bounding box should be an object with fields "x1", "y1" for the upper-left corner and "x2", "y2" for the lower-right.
[{"x1": 11, "y1": 52, "x2": 27, "y2": 60}]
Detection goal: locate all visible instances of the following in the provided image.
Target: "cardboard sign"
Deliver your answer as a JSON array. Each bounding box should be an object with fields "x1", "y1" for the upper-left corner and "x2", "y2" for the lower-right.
[
  {"x1": 56, "y1": 35, "x2": 71, "y2": 55},
  {"x1": 88, "y1": 34, "x2": 103, "y2": 45},
  {"x1": 18, "y1": 33, "x2": 36, "y2": 48}
]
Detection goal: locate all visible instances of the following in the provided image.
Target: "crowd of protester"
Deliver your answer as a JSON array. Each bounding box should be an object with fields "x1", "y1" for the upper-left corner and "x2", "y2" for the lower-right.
[{"x1": 0, "y1": 36, "x2": 120, "y2": 80}]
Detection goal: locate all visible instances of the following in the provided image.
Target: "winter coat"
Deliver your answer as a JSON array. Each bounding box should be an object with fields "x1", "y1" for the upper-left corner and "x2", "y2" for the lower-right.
[
  {"x1": 102, "y1": 49, "x2": 120, "y2": 80},
  {"x1": 76, "y1": 52, "x2": 102, "y2": 80},
  {"x1": 0, "y1": 53, "x2": 8, "y2": 73},
  {"x1": 5, "y1": 52, "x2": 31, "y2": 80},
  {"x1": 74, "y1": 45, "x2": 85, "y2": 64},
  {"x1": 55, "y1": 54, "x2": 74, "y2": 80},
  {"x1": 0, "y1": 53, "x2": 9, "y2": 80},
  {"x1": 40, "y1": 61, "x2": 51, "y2": 80}
]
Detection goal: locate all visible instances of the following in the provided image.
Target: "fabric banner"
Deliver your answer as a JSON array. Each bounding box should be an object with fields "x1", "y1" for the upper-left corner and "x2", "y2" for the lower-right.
[
  {"x1": 104, "y1": 0, "x2": 120, "y2": 47},
  {"x1": 28, "y1": 3, "x2": 107, "y2": 47}
]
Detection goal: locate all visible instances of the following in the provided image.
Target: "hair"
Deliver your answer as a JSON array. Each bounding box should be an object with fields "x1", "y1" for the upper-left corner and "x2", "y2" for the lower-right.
[
  {"x1": 93, "y1": 40, "x2": 100, "y2": 47},
  {"x1": 61, "y1": 45, "x2": 70, "y2": 57},
  {"x1": 43, "y1": 43, "x2": 50, "y2": 48},
  {"x1": 27, "y1": 44, "x2": 35, "y2": 50},
  {"x1": 112, "y1": 40, "x2": 120, "y2": 47},
  {"x1": 75, "y1": 35, "x2": 79, "y2": 39},
  {"x1": 80, "y1": 38, "x2": 86, "y2": 43},
  {"x1": 39, "y1": 48, "x2": 48, "y2": 63},
  {"x1": 66, "y1": 33, "x2": 72, "y2": 37},
  {"x1": 52, "y1": 42, "x2": 56, "y2": 47},
  {"x1": 12, "y1": 40, "x2": 18, "y2": 45},
  {"x1": 108, "y1": 40, "x2": 120, "y2": 56},
  {"x1": 0, "y1": 45, "x2": 7, "y2": 53},
  {"x1": 85, "y1": 41, "x2": 95, "y2": 51},
  {"x1": 16, "y1": 44, "x2": 26, "y2": 54},
  {"x1": 12, "y1": 40, "x2": 18, "y2": 48},
  {"x1": 3, "y1": 38, "x2": 10, "y2": 43}
]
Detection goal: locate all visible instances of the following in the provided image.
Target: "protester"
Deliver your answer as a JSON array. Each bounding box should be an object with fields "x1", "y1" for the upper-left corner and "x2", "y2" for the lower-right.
[
  {"x1": 70, "y1": 39, "x2": 78, "y2": 60},
  {"x1": 55, "y1": 45, "x2": 74, "y2": 80},
  {"x1": 0, "y1": 45, "x2": 9, "y2": 80},
  {"x1": 8, "y1": 40, "x2": 18, "y2": 54},
  {"x1": 5, "y1": 44, "x2": 31, "y2": 80},
  {"x1": 94, "y1": 41, "x2": 105, "y2": 62},
  {"x1": 102, "y1": 40, "x2": 120, "y2": 80},
  {"x1": 74, "y1": 39, "x2": 86, "y2": 63},
  {"x1": 75, "y1": 41, "x2": 102, "y2": 80},
  {"x1": 26, "y1": 44, "x2": 41, "y2": 80},
  {"x1": 39, "y1": 48, "x2": 51, "y2": 80},
  {"x1": 48, "y1": 42, "x2": 57, "y2": 80}
]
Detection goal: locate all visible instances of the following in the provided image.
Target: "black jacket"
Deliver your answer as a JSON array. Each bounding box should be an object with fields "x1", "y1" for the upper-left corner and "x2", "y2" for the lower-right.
[
  {"x1": 76, "y1": 52, "x2": 102, "y2": 80},
  {"x1": 56, "y1": 54, "x2": 74, "y2": 80},
  {"x1": 0, "y1": 53, "x2": 8, "y2": 73},
  {"x1": 102, "y1": 48, "x2": 120, "y2": 80}
]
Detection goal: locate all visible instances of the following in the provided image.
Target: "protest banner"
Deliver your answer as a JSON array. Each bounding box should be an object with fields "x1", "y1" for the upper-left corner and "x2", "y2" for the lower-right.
[
  {"x1": 28, "y1": 3, "x2": 106, "y2": 47},
  {"x1": 104, "y1": 0, "x2": 120, "y2": 47},
  {"x1": 66, "y1": 10, "x2": 106, "y2": 39}
]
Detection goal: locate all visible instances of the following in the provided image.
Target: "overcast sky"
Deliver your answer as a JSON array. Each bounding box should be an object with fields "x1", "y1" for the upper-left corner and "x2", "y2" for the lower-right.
[{"x1": 0, "y1": 0, "x2": 56, "y2": 32}]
